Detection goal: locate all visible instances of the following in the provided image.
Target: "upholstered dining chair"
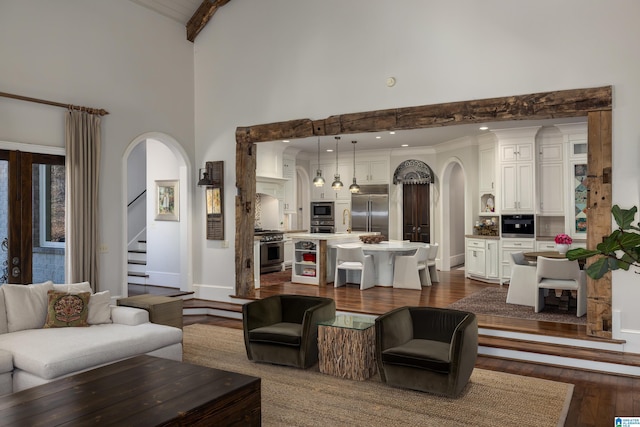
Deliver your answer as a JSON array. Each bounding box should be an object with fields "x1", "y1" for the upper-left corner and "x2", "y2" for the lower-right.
[
  {"x1": 535, "y1": 256, "x2": 587, "y2": 317},
  {"x1": 392, "y1": 245, "x2": 430, "y2": 289},
  {"x1": 506, "y1": 251, "x2": 537, "y2": 306},
  {"x1": 243, "y1": 294, "x2": 336, "y2": 369},
  {"x1": 427, "y1": 243, "x2": 440, "y2": 283},
  {"x1": 334, "y1": 244, "x2": 375, "y2": 290},
  {"x1": 375, "y1": 306, "x2": 478, "y2": 398}
]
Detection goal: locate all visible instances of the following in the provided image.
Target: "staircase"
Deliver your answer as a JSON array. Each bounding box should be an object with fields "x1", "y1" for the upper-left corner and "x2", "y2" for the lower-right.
[{"x1": 128, "y1": 240, "x2": 149, "y2": 286}]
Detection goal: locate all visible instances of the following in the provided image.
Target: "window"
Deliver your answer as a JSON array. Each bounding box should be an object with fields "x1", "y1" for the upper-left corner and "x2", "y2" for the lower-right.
[{"x1": 38, "y1": 164, "x2": 65, "y2": 248}]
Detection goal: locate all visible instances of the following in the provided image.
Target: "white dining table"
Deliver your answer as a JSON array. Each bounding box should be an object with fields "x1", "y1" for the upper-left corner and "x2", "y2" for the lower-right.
[{"x1": 330, "y1": 241, "x2": 427, "y2": 286}]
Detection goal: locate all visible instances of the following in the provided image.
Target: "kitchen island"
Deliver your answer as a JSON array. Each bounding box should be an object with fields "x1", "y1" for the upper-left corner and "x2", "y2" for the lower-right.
[{"x1": 287, "y1": 232, "x2": 378, "y2": 286}]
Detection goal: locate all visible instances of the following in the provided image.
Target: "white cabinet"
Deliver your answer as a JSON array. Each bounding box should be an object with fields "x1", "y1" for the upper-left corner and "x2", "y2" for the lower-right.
[
  {"x1": 538, "y1": 142, "x2": 564, "y2": 215},
  {"x1": 465, "y1": 238, "x2": 500, "y2": 283},
  {"x1": 501, "y1": 238, "x2": 535, "y2": 280},
  {"x1": 311, "y1": 162, "x2": 351, "y2": 201},
  {"x1": 291, "y1": 239, "x2": 319, "y2": 285},
  {"x1": 500, "y1": 162, "x2": 534, "y2": 213},
  {"x1": 499, "y1": 143, "x2": 534, "y2": 163},
  {"x1": 283, "y1": 155, "x2": 296, "y2": 213},
  {"x1": 535, "y1": 240, "x2": 557, "y2": 252},
  {"x1": 355, "y1": 159, "x2": 389, "y2": 184},
  {"x1": 334, "y1": 200, "x2": 351, "y2": 233},
  {"x1": 479, "y1": 145, "x2": 496, "y2": 194},
  {"x1": 283, "y1": 237, "x2": 293, "y2": 268}
]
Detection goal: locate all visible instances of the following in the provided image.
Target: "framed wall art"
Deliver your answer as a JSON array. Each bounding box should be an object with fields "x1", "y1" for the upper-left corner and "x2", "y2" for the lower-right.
[{"x1": 155, "y1": 180, "x2": 179, "y2": 221}]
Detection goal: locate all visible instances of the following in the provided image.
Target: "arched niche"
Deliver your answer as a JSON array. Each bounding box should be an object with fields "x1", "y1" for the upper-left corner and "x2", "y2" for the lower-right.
[{"x1": 235, "y1": 85, "x2": 613, "y2": 338}]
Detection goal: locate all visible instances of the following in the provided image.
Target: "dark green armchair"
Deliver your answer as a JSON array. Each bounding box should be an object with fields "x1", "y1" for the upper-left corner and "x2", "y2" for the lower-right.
[
  {"x1": 375, "y1": 306, "x2": 478, "y2": 397},
  {"x1": 243, "y1": 295, "x2": 336, "y2": 369}
]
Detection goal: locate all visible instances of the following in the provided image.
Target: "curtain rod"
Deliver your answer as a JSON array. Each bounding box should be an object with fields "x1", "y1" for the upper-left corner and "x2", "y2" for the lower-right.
[{"x1": 0, "y1": 91, "x2": 109, "y2": 116}]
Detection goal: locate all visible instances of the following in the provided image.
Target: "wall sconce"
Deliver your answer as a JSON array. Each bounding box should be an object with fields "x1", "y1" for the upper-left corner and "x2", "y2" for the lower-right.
[{"x1": 197, "y1": 168, "x2": 214, "y2": 186}]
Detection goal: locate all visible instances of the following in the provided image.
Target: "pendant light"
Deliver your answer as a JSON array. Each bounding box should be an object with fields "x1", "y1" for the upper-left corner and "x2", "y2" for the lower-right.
[
  {"x1": 331, "y1": 137, "x2": 343, "y2": 190},
  {"x1": 349, "y1": 140, "x2": 360, "y2": 193},
  {"x1": 312, "y1": 136, "x2": 325, "y2": 187}
]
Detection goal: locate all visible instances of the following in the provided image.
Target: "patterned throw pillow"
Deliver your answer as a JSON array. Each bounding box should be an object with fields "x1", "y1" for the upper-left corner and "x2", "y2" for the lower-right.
[{"x1": 43, "y1": 290, "x2": 90, "y2": 328}]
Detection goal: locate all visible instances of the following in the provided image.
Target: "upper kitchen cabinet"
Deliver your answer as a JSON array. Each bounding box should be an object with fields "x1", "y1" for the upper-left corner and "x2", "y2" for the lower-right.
[
  {"x1": 311, "y1": 161, "x2": 352, "y2": 201},
  {"x1": 494, "y1": 127, "x2": 540, "y2": 214},
  {"x1": 537, "y1": 130, "x2": 565, "y2": 215},
  {"x1": 283, "y1": 154, "x2": 296, "y2": 213},
  {"x1": 354, "y1": 159, "x2": 389, "y2": 184},
  {"x1": 477, "y1": 134, "x2": 497, "y2": 215}
]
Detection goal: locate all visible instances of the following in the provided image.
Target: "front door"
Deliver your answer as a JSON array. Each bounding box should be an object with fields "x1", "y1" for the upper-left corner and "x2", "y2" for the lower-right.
[
  {"x1": 0, "y1": 150, "x2": 65, "y2": 284},
  {"x1": 402, "y1": 184, "x2": 430, "y2": 242}
]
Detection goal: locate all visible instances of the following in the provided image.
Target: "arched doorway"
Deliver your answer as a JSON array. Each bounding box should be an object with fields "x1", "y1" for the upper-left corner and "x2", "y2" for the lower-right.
[
  {"x1": 439, "y1": 158, "x2": 467, "y2": 272},
  {"x1": 122, "y1": 132, "x2": 192, "y2": 297}
]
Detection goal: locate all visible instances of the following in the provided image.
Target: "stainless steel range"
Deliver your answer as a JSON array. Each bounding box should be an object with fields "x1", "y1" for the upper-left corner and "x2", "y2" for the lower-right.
[{"x1": 255, "y1": 229, "x2": 285, "y2": 274}]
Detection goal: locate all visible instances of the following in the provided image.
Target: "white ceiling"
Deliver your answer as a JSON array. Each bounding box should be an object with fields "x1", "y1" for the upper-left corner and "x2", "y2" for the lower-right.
[
  {"x1": 278, "y1": 117, "x2": 587, "y2": 155},
  {"x1": 126, "y1": 1, "x2": 587, "y2": 155},
  {"x1": 129, "y1": 0, "x2": 201, "y2": 24}
]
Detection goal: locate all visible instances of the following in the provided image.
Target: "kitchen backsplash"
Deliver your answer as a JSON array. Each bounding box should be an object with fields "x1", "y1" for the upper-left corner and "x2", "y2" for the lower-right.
[{"x1": 255, "y1": 193, "x2": 280, "y2": 230}]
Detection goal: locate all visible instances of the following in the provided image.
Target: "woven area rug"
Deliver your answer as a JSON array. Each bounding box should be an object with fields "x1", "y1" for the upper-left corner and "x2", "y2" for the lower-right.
[
  {"x1": 183, "y1": 324, "x2": 573, "y2": 427},
  {"x1": 447, "y1": 286, "x2": 586, "y2": 325}
]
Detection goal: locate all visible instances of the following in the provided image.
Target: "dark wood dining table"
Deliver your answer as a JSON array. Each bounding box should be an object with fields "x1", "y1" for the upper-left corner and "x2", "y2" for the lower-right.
[{"x1": 523, "y1": 251, "x2": 585, "y2": 269}]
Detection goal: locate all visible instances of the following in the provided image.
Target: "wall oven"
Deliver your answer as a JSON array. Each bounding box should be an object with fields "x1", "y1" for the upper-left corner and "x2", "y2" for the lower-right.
[
  {"x1": 501, "y1": 214, "x2": 535, "y2": 238},
  {"x1": 311, "y1": 201, "x2": 335, "y2": 233}
]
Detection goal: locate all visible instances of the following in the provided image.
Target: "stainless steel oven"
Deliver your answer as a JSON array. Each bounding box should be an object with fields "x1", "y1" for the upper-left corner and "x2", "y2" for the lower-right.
[{"x1": 256, "y1": 230, "x2": 285, "y2": 273}]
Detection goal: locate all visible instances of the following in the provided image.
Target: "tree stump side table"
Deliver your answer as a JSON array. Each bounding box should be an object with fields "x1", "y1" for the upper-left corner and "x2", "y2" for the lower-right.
[
  {"x1": 117, "y1": 294, "x2": 183, "y2": 329},
  {"x1": 318, "y1": 314, "x2": 376, "y2": 381}
]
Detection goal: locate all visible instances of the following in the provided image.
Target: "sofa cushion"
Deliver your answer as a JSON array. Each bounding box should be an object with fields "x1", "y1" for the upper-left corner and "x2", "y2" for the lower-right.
[
  {"x1": 0, "y1": 349, "x2": 12, "y2": 374},
  {"x1": 2, "y1": 282, "x2": 54, "y2": 332},
  {"x1": 0, "y1": 290, "x2": 8, "y2": 335},
  {"x1": 0, "y1": 323, "x2": 183, "y2": 380},
  {"x1": 53, "y1": 282, "x2": 92, "y2": 294},
  {"x1": 88, "y1": 291, "x2": 112, "y2": 325},
  {"x1": 381, "y1": 338, "x2": 452, "y2": 373},
  {"x1": 44, "y1": 291, "x2": 90, "y2": 328},
  {"x1": 248, "y1": 322, "x2": 302, "y2": 346}
]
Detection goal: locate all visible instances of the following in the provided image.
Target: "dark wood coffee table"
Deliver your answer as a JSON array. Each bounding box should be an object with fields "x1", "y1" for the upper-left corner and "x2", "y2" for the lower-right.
[{"x1": 0, "y1": 355, "x2": 260, "y2": 426}]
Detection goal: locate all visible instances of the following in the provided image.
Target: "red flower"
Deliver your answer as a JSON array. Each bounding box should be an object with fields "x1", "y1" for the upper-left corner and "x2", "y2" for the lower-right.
[{"x1": 554, "y1": 233, "x2": 573, "y2": 245}]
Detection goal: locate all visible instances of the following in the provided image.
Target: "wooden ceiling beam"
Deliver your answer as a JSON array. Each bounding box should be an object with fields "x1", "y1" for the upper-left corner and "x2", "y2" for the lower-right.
[{"x1": 186, "y1": 0, "x2": 232, "y2": 42}]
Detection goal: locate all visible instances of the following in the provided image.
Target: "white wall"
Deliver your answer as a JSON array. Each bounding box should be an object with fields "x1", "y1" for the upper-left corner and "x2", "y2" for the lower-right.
[
  {"x1": 0, "y1": 0, "x2": 194, "y2": 295},
  {"x1": 193, "y1": 0, "x2": 640, "y2": 349},
  {"x1": 145, "y1": 139, "x2": 181, "y2": 287},
  {"x1": 127, "y1": 142, "x2": 147, "y2": 245}
]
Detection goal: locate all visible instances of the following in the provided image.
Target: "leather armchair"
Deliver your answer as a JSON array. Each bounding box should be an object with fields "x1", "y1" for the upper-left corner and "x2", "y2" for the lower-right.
[
  {"x1": 375, "y1": 306, "x2": 478, "y2": 397},
  {"x1": 243, "y1": 295, "x2": 336, "y2": 369}
]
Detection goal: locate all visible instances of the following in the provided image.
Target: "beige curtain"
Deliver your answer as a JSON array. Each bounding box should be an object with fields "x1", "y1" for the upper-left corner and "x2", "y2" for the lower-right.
[{"x1": 65, "y1": 110, "x2": 101, "y2": 291}]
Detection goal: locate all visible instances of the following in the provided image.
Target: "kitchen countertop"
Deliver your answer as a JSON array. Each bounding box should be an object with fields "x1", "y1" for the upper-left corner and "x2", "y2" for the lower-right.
[
  {"x1": 288, "y1": 232, "x2": 380, "y2": 240},
  {"x1": 465, "y1": 234, "x2": 500, "y2": 240}
]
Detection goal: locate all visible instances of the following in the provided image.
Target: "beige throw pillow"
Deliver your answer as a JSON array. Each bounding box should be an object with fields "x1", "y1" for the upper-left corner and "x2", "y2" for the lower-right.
[
  {"x1": 53, "y1": 282, "x2": 92, "y2": 294},
  {"x1": 2, "y1": 281, "x2": 54, "y2": 332},
  {"x1": 87, "y1": 290, "x2": 112, "y2": 325}
]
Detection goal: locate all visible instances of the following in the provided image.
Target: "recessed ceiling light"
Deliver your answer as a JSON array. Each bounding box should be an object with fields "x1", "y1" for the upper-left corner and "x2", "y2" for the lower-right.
[
  {"x1": 283, "y1": 140, "x2": 290, "y2": 143},
  {"x1": 479, "y1": 126, "x2": 489, "y2": 131},
  {"x1": 389, "y1": 131, "x2": 396, "y2": 135},
  {"x1": 376, "y1": 136, "x2": 382, "y2": 139},
  {"x1": 401, "y1": 144, "x2": 409, "y2": 147},
  {"x1": 326, "y1": 149, "x2": 333, "y2": 152}
]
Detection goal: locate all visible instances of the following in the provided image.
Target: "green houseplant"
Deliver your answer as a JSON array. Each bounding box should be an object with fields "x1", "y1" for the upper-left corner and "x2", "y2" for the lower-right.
[{"x1": 567, "y1": 205, "x2": 640, "y2": 279}]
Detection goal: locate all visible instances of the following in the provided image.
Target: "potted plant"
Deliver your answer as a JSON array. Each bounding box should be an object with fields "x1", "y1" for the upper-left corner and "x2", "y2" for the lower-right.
[
  {"x1": 554, "y1": 233, "x2": 573, "y2": 254},
  {"x1": 566, "y1": 205, "x2": 640, "y2": 279}
]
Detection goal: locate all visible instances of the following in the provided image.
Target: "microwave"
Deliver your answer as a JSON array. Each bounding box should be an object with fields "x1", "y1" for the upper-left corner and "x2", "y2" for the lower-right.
[
  {"x1": 501, "y1": 214, "x2": 535, "y2": 238},
  {"x1": 311, "y1": 201, "x2": 335, "y2": 221}
]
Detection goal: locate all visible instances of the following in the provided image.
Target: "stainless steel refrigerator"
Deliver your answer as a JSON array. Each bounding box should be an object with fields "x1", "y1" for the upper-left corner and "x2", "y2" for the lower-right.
[{"x1": 351, "y1": 185, "x2": 389, "y2": 238}]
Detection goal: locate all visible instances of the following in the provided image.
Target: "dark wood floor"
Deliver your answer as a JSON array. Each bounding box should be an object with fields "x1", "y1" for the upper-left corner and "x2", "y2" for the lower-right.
[{"x1": 179, "y1": 268, "x2": 640, "y2": 426}]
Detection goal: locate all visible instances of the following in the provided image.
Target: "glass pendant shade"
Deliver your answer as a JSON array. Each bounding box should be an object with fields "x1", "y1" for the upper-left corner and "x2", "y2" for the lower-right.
[
  {"x1": 349, "y1": 140, "x2": 360, "y2": 193},
  {"x1": 331, "y1": 136, "x2": 343, "y2": 190},
  {"x1": 313, "y1": 136, "x2": 324, "y2": 187}
]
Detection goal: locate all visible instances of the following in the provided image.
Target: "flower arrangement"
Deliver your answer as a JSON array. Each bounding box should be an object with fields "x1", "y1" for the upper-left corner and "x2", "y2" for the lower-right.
[{"x1": 555, "y1": 233, "x2": 573, "y2": 245}]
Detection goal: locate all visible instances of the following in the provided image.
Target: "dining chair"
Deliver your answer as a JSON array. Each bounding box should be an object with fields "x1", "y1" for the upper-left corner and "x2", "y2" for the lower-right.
[
  {"x1": 506, "y1": 251, "x2": 537, "y2": 306},
  {"x1": 334, "y1": 245, "x2": 375, "y2": 290},
  {"x1": 427, "y1": 243, "x2": 440, "y2": 283},
  {"x1": 535, "y1": 256, "x2": 587, "y2": 317},
  {"x1": 392, "y1": 245, "x2": 430, "y2": 289}
]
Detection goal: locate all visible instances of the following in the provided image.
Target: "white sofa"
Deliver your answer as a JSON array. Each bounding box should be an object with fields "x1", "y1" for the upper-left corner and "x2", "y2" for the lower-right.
[{"x1": 0, "y1": 281, "x2": 183, "y2": 395}]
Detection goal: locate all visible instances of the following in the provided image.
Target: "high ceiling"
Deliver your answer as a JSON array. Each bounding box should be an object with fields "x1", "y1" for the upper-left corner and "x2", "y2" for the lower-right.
[{"x1": 127, "y1": 1, "x2": 587, "y2": 154}]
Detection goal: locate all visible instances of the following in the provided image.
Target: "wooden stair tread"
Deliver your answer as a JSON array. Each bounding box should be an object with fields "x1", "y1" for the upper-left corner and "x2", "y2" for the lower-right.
[
  {"x1": 128, "y1": 260, "x2": 146, "y2": 265},
  {"x1": 480, "y1": 334, "x2": 640, "y2": 367},
  {"x1": 128, "y1": 249, "x2": 146, "y2": 254},
  {"x1": 128, "y1": 272, "x2": 149, "y2": 277}
]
